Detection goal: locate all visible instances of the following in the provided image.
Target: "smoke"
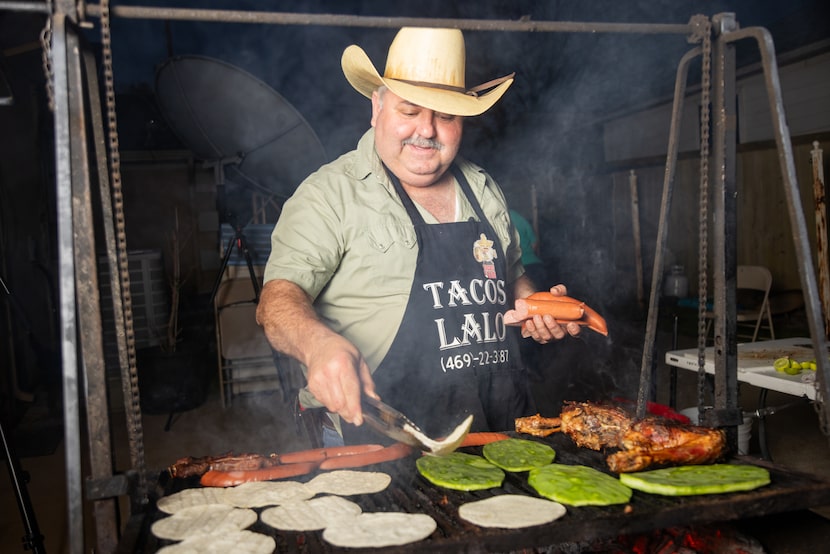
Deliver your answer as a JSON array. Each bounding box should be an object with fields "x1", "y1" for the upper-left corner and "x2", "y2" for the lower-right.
[
  {"x1": 98, "y1": 0, "x2": 823, "y2": 423},
  {"x1": 108, "y1": 1, "x2": 820, "y2": 166}
]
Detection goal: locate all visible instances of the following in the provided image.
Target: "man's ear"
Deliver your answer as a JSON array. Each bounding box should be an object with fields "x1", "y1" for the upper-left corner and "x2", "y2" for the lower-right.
[{"x1": 370, "y1": 90, "x2": 381, "y2": 127}]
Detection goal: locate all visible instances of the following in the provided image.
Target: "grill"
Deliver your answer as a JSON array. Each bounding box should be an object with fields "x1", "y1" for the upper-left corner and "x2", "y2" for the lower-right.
[{"x1": 130, "y1": 433, "x2": 830, "y2": 553}]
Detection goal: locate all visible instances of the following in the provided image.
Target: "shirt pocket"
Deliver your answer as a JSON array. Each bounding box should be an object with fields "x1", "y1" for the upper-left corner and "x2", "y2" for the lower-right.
[
  {"x1": 489, "y1": 210, "x2": 513, "y2": 254},
  {"x1": 366, "y1": 220, "x2": 417, "y2": 253}
]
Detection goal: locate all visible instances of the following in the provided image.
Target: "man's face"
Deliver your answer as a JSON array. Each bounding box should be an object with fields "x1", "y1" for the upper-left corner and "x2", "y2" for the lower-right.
[{"x1": 371, "y1": 88, "x2": 463, "y2": 188}]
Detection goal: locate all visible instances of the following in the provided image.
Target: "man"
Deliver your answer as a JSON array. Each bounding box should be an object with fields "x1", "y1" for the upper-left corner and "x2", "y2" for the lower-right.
[{"x1": 256, "y1": 27, "x2": 579, "y2": 445}]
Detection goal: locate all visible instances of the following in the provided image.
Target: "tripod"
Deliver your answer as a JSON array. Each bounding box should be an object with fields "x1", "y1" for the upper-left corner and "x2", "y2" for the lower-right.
[
  {"x1": 209, "y1": 221, "x2": 261, "y2": 308},
  {"x1": 1, "y1": 417, "x2": 46, "y2": 553},
  {"x1": 206, "y1": 157, "x2": 262, "y2": 307}
]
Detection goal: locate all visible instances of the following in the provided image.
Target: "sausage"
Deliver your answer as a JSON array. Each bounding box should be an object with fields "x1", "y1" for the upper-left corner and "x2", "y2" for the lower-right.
[
  {"x1": 199, "y1": 461, "x2": 319, "y2": 487},
  {"x1": 317, "y1": 442, "x2": 414, "y2": 470},
  {"x1": 278, "y1": 444, "x2": 384, "y2": 465},
  {"x1": 504, "y1": 296, "x2": 585, "y2": 326},
  {"x1": 517, "y1": 291, "x2": 609, "y2": 337},
  {"x1": 527, "y1": 291, "x2": 580, "y2": 303},
  {"x1": 459, "y1": 432, "x2": 510, "y2": 447},
  {"x1": 520, "y1": 315, "x2": 608, "y2": 337},
  {"x1": 513, "y1": 298, "x2": 585, "y2": 321},
  {"x1": 581, "y1": 304, "x2": 609, "y2": 336}
]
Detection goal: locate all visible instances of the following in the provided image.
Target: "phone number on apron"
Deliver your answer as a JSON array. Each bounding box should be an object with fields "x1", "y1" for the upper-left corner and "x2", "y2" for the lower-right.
[{"x1": 441, "y1": 349, "x2": 510, "y2": 372}]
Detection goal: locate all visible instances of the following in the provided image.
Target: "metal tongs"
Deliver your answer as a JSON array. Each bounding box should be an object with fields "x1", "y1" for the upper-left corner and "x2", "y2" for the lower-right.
[{"x1": 361, "y1": 396, "x2": 473, "y2": 456}]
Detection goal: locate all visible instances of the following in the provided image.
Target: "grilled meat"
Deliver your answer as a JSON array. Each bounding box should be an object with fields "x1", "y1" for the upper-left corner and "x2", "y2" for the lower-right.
[
  {"x1": 559, "y1": 401, "x2": 632, "y2": 450},
  {"x1": 607, "y1": 419, "x2": 727, "y2": 473},
  {"x1": 514, "y1": 413, "x2": 562, "y2": 437},
  {"x1": 168, "y1": 452, "x2": 280, "y2": 478},
  {"x1": 559, "y1": 401, "x2": 727, "y2": 473}
]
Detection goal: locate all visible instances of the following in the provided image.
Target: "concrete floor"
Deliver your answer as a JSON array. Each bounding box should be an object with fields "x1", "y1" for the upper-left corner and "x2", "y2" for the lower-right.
[{"x1": 2, "y1": 316, "x2": 830, "y2": 553}]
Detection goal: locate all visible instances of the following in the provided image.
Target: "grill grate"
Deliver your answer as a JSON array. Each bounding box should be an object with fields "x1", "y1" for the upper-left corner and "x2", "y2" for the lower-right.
[{"x1": 134, "y1": 433, "x2": 830, "y2": 553}]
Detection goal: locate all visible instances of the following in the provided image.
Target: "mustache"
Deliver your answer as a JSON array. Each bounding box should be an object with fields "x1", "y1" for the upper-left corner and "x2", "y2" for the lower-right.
[{"x1": 402, "y1": 136, "x2": 443, "y2": 150}]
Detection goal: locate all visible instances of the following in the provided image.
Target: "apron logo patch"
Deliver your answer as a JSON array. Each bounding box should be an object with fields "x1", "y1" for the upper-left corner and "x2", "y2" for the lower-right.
[{"x1": 472, "y1": 233, "x2": 498, "y2": 279}]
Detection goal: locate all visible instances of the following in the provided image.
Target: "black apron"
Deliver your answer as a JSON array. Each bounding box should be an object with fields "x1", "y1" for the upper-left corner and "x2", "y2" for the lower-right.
[{"x1": 342, "y1": 166, "x2": 534, "y2": 444}]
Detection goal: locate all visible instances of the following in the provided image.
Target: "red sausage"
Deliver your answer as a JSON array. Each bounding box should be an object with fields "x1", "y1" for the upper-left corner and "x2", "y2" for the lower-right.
[
  {"x1": 520, "y1": 292, "x2": 608, "y2": 337},
  {"x1": 514, "y1": 298, "x2": 585, "y2": 321},
  {"x1": 459, "y1": 432, "x2": 510, "y2": 447},
  {"x1": 520, "y1": 316, "x2": 608, "y2": 337},
  {"x1": 581, "y1": 305, "x2": 608, "y2": 336},
  {"x1": 527, "y1": 291, "x2": 580, "y2": 303},
  {"x1": 317, "y1": 442, "x2": 414, "y2": 470},
  {"x1": 199, "y1": 461, "x2": 319, "y2": 487},
  {"x1": 278, "y1": 444, "x2": 384, "y2": 465}
]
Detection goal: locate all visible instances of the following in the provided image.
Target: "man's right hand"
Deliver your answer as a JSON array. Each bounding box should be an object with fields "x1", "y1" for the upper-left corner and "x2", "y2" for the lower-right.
[
  {"x1": 304, "y1": 334, "x2": 377, "y2": 426},
  {"x1": 256, "y1": 279, "x2": 376, "y2": 426}
]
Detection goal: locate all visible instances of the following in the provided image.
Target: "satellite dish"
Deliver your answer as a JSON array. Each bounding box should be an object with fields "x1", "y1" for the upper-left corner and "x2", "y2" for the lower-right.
[{"x1": 154, "y1": 55, "x2": 327, "y2": 199}]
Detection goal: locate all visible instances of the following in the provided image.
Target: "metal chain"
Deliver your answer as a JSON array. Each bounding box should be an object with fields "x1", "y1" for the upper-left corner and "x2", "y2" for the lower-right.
[
  {"x1": 39, "y1": 0, "x2": 55, "y2": 111},
  {"x1": 100, "y1": 0, "x2": 149, "y2": 498},
  {"x1": 817, "y1": 372, "x2": 829, "y2": 437},
  {"x1": 696, "y1": 18, "x2": 713, "y2": 410}
]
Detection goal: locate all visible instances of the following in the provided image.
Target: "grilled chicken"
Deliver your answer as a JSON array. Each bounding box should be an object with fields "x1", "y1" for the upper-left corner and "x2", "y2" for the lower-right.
[
  {"x1": 559, "y1": 401, "x2": 726, "y2": 473},
  {"x1": 607, "y1": 418, "x2": 726, "y2": 473},
  {"x1": 514, "y1": 413, "x2": 562, "y2": 437},
  {"x1": 559, "y1": 401, "x2": 633, "y2": 450}
]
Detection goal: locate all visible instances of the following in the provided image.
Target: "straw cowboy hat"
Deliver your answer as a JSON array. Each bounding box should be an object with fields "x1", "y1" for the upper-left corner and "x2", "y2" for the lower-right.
[{"x1": 341, "y1": 27, "x2": 514, "y2": 117}]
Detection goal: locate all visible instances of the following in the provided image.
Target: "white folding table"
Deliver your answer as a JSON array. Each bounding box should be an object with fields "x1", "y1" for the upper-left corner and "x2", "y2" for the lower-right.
[
  {"x1": 665, "y1": 336, "x2": 819, "y2": 400},
  {"x1": 665, "y1": 337, "x2": 819, "y2": 459}
]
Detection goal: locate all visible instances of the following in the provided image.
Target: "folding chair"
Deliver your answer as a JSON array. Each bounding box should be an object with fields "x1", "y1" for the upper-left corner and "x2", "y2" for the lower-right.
[
  {"x1": 705, "y1": 265, "x2": 775, "y2": 342},
  {"x1": 214, "y1": 278, "x2": 278, "y2": 407}
]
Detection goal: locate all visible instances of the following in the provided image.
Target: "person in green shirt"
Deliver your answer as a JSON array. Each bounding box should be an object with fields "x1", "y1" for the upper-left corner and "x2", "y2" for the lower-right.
[
  {"x1": 256, "y1": 27, "x2": 580, "y2": 445},
  {"x1": 509, "y1": 209, "x2": 548, "y2": 290}
]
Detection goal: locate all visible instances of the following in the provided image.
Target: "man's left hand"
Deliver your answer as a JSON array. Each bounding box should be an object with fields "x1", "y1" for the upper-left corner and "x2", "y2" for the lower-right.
[{"x1": 519, "y1": 284, "x2": 581, "y2": 344}]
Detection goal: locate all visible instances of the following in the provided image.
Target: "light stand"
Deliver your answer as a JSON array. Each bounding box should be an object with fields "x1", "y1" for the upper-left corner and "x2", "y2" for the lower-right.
[
  {"x1": 209, "y1": 216, "x2": 261, "y2": 307},
  {"x1": 206, "y1": 157, "x2": 261, "y2": 307},
  {"x1": 1, "y1": 417, "x2": 45, "y2": 553}
]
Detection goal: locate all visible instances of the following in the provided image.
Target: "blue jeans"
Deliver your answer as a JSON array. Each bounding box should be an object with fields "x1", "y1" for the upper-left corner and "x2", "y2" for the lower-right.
[{"x1": 322, "y1": 425, "x2": 344, "y2": 448}]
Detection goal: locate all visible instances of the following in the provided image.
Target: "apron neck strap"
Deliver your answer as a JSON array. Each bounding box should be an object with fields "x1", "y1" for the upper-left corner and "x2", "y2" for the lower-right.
[
  {"x1": 385, "y1": 164, "x2": 424, "y2": 224},
  {"x1": 385, "y1": 163, "x2": 489, "y2": 225}
]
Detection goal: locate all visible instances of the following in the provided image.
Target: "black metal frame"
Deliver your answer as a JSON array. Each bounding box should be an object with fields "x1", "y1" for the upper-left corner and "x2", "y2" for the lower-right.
[
  {"x1": 1, "y1": 2, "x2": 828, "y2": 552},
  {"x1": 636, "y1": 14, "x2": 830, "y2": 436}
]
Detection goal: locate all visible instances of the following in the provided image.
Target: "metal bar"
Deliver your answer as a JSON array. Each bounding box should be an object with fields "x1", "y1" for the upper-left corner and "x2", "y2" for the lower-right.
[
  {"x1": 84, "y1": 41, "x2": 149, "y2": 514},
  {"x1": 670, "y1": 314, "x2": 679, "y2": 409},
  {"x1": 724, "y1": 26, "x2": 830, "y2": 436},
  {"x1": 810, "y1": 141, "x2": 830, "y2": 338},
  {"x1": 82, "y1": 3, "x2": 693, "y2": 34},
  {"x1": 51, "y1": 13, "x2": 84, "y2": 554},
  {"x1": 0, "y1": 1, "x2": 49, "y2": 13},
  {"x1": 636, "y1": 46, "x2": 700, "y2": 419},
  {"x1": 708, "y1": 14, "x2": 742, "y2": 442},
  {"x1": 70, "y1": 33, "x2": 120, "y2": 551},
  {"x1": 629, "y1": 170, "x2": 645, "y2": 311}
]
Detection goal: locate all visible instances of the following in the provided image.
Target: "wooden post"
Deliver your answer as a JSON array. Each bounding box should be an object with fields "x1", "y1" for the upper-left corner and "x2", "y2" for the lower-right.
[
  {"x1": 629, "y1": 169, "x2": 645, "y2": 310},
  {"x1": 812, "y1": 141, "x2": 830, "y2": 338},
  {"x1": 531, "y1": 183, "x2": 539, "y2": 249}
]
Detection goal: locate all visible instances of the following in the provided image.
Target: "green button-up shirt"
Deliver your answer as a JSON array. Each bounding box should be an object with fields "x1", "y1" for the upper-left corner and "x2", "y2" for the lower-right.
[{"x1": 264, "y1": 128, "x2": 523, "y2": 374}]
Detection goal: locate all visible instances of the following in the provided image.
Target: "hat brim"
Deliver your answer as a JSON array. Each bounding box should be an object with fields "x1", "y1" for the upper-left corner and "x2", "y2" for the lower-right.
[{"x1": 341, "y1": 45, "x2": 513, "y2": 117}]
